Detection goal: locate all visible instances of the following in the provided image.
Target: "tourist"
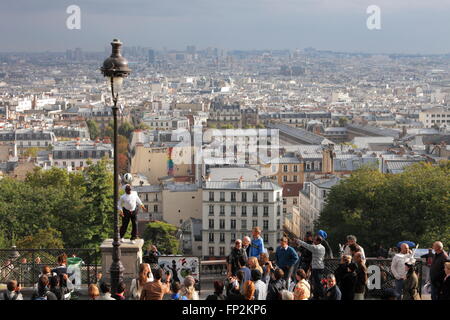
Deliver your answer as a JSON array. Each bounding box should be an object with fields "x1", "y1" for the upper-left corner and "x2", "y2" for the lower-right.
[
  {"x1": 275, "y1": 237, "x2": 299, "y2": 289},
  {"x1": 391, "y1": 243, "x2": 411, "y2": 299},
  {"x1": 226, "y1": 239, "x2": 248, "y2": 276},
  {"x1": 266, "y1": 268, "x2": 286, "y2": 300},
  {"x1": 402, "y1": 258, "x2": 420, "y2": 300},
  {"x1": 0, "y1": 280, "x2": 23, "y2": 300},
  {"x1": 337, "y1": 260, "x2": 357, "y2": 301},
  {"x1": 280, "y1": 290, "x2": 294, "y2": 300},
  {"x1": 298, "y1": 232, "x2": 313, "y2": 274},
  {"x1": 251, "y1": 269, "x2": 268, "y2": 300},
  {"x1": 243, "y1": 280, "x2": 256, "y2": 300},
  {"x1": 267, "y1": 247, "x2": 276, "y2": 263},
  {"x1": 118, "y1": 184, "x2": 147, "y2": 244},
  {"x1": 111, "y1": 281, "x2": 126, "y2": 300},
  {"x1": 296, "y1": 235, "x2": 325, "y2": 300},
  {"x1": 88, "y1": 284, "x2": 100, "y2": 300},
  {"x1": 249, "y1": 227, "x2": 265, "y2": 258},
  {"x1": 430, "y1": 241, "x2": 449, "y2": 300},
  {"x1": 181, "y1": 275, "x2": 199, "y2": 300},
  {"x1": 259, "y1": 252, "x2": 270, "y2": 275},
  {"x1": 293, "y1": 269, "x2": 311, "y2": 300},
  {"x1": 98, "y1": 282, "x2": 115, "y2": 300},
  {"x1": 206, "y1": 280, "x2": 225, "y2": 300},
  {"x1": 242, "y1": 236, "x2": 251, "y2": 258},
  {"x1": 130, "y1": 263, "x2": 153, "y2": 300},
  {"x1": 49, "y1": 275, "x2": 70, "y2": 300},
  {"x1": 323, "y1": 274, "x2": 341, "y2": 300},
  {"x1": 163, "y1": 281, "x2": 188, "y2": 300},
  {"x1": 143, "y1": 244, "x2": 160, "y2": 271},
  {"x1": 334, "y1": 255, "x2": 352, "y2": 287},
  {"x1": 238, "y1": 262, "x2": 252, "y2": 284},
  {"x1": 226, "y1": 280, "x2": 245, "y2": 300},
  {"x1": 354, "y1": 252, "x2": 367, "y2": 300},
  {"x1": 248, "y1": 256, "x2": 263, "y2": 274},
  {"x1": 317, "y1": 230, "x2": 333, "y2": 258},
  {"x1": 140, "y1": 268, "x2": 171, "y2": 300},
  {"x1": 52, "y1": 253, "x2": 68, "y2": 277},
  {"x1": 31, "y1": 275, "x2": 58, "y2": 300},
  {"x1": 439, "y1": 262, "x2": 450, "y2": 300},
  {"x1": 342, "y1": 235, "x2": 366, "y2": 260}
]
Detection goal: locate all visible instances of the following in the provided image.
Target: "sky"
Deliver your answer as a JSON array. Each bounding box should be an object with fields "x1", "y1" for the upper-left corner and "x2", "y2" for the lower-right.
[{"x1": 1, "y1": 0, "x2": 450, "y2": 54}]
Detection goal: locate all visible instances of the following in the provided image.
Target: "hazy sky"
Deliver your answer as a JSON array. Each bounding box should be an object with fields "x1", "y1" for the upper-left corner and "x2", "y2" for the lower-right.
[{"x1": 1, "y1": 0, "x2": 450, "y2": 53}]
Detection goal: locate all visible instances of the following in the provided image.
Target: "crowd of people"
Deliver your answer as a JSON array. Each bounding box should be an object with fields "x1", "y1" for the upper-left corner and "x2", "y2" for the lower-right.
[{"x1": 1, "y1": 228, "x2": 449, "y2": 301}]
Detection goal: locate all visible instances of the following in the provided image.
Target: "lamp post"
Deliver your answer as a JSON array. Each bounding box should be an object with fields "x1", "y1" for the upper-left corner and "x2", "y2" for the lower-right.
[{"x1": 100, "y1": 39, "x2": 131, "y2": 294}]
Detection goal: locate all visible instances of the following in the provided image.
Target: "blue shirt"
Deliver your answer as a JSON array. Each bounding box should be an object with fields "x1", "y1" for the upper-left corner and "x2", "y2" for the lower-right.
[
  {"x1": 250, "y1": 236, "x2": 265, "y2": 258},
  {"x1": 239, "y1": 266, "x2": 252, "y2": 283},
  {"x1": 275, "y1": 245, "x2": 299, "y2": 269},
  {"x1": 171, "y1": 293, "x2": 188, "y2": 300}
]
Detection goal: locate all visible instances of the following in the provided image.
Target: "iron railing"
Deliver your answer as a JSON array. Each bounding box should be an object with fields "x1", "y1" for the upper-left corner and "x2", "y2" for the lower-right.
[{"x1": 0, "y1": 248, "x2": 100, "y2": 287}]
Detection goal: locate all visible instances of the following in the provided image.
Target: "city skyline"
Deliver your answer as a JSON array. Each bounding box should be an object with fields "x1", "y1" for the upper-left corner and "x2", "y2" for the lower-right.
[{"x1": 2, "y1": 0, "x2": 450, "y2": 54}]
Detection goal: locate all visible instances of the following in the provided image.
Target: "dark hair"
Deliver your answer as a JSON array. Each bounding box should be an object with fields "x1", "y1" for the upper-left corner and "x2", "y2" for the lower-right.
[
  {"x1": 315, "y1": 236, "x2": 323, "y2": 244},
  {"x1": 213, "y1": 280, "x2": 224, "y2": 294},
  {"x1": 100, "y1": 282, "x2": 111, "y2": 294},
  {"x1": 236, "y1": 270, "x2": 245, "y2": 282},
  {"x1": 117, "y1": 281, "x2": 126, "y2": 294},
  {"x1": 171, "y1": 281, "x2": 181, "y2": 293},
  {"x1": 57, "y1": 253, "x2": 67, "y2": 265},
  {"x1": 49, "y1": 275, "x2": 59, "y2": 288},
  {"x1": 251, "y1": 269, "x2": 262, "y2": 282},
  {"x1": 38, "y1": 275, "x2": 49, "y2": 296},
  {"x1": 6, "y1": 280, "x2": 17, "y2": 291},
  {"x1": 274, "y1": 268, "x2": 284, "y2": 280},
  {"x1": 348, "y1": 262, "x2": 357, "y2": 272},
  {"x1": 268, "y1": 247, "x2": 274, "y2": 252},
  {"x1": 153, "y1": 268, "x2": 163, "y2": 280},
  {"x1": 296, "y1": 269, "x2": 307, "y2": 280}
]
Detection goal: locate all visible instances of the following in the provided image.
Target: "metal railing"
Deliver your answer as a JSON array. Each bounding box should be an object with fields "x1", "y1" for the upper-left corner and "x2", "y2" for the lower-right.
[{"x1": 0, "y1": 248, "x2": 99, "y2": 287}]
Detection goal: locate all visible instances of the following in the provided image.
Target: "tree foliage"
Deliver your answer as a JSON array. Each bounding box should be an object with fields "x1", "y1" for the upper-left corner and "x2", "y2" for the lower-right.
[
  {"x1": 317, "y1": 162, "x2": 450, "y2": 255},
  {"x1": 142, "y1": 221, "x2": 180, "y2": 254},
  {"x1": 86, "y1": 119, "x2": 100, "y2": 140},
  {"x1": 0, "y1": 160, "x2": 114, "y2": 251}
]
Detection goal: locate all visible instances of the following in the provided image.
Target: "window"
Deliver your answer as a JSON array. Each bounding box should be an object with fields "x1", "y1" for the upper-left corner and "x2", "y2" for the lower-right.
[
  {"x1": 252, "y1": 220, "x2": 258, "y2": 228},
  {"x1": 231, "y1": 205, "x2": 236, "y2": 216},
  {"x1": 209, "y1": 247, "x2": 214, "y2": 256},
  {"x1": 252, "y1": 206, "x2": 258, "y2": 217},
  {"x1": 209, "y1": 205, "x2": 214, "y2": 215},
  {"x1": 231, "y1": 219, "x2": 236, "y2": 230},
  {"x1": 263, "y1": 234, "x2": 269, "y2": 243},
  {"x1": 293, "y1": 165, "x2": 298, "y2": 172},
  {"x1": 219, "y1": 219, "x2": 225, "y2": 229},
  {"x1": 263, "y1": 192, "x2": 269, "y2": 202},
  {"x1": 231, "y1": 192, "x2": 236, "y2": 202},
  {"x1": 220, "y1": 192, "x2": 225, "y2": 201},
  {"x1": 241, "y1": 220, "x2": 247, "y2": 230},
  {"x1": 263, "y1": 220, "x2": 269, "y2": 230},
  {"x1": 283, "y1": 176, "x2": 288, "y2": 182},
  {"x1": 231, "y1": 233, "x2": 236, "y2": 242},
  {"x1": 283, "y1": 198, "x2": 287, "y2": 205},
  {"x1": 209, "y1": 192, "x2": 214, "y2": 201},
  {"x1": 241, "y1": 206, "x2": 247, "y2": 217},
  {"x1": 209, "y1": 219, "x2": 214, "y2": 229},
  {"x1": 293, "y1": 198, "x2": 298, "y2": 206},
  {"x1": 283, "y1": 165, "x2": 288, "y2": 172},
  {"x1": 306, "y1": 162, "x2": 311, "y2": 170},
  {"x1": 208, "y1": 233, "x2": 214, "y2": 243},
  {"x1": 219, "y1": 247, "x2": 225, "y2": 256},
  {"x1": 154, "y1": 205, "x2": 158, "y2": 212},
  {"x1": 277, "y1": 219, "x2": 280, "y2": 229},
  {"x1": 277, "y1": 206, "x2": 281, "y2": 216},
  {"x1": 283, "y1": 208, "x2": 287, "y2": 214},
  {"x1": 220, "y1": 233, "x2": 225, "y2": 243},
  {"x1": 293, "y1": 175, "x2": 298, "y2": 182},
  {"x1": 263, "y1": 206, "x2": 269, "y2": 216},
  {"x1": 252, "y1": 192, "x2": 258, "y2": 202},
  {"x1": 80, "y1": 161, "x2": 84, "y2": 167},
  {"x1": 220, "y1": 205, "x2": 225, "y2": 215},
  {"x1": 241, "y1": 192, "x2": 247, "y2": 202}
]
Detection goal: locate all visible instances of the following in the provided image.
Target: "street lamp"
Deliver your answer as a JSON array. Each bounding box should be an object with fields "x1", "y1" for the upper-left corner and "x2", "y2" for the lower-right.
[{"x1": 101, "y1": 39, "x2": 131, "y2": 294}]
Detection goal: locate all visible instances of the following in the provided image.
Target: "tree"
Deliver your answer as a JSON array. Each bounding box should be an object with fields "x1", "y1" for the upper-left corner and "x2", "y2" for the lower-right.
[
  {"x1": 118, "y1": 121, "x2": 135, "y2": 139},
  {"x1": 317, "y1": 162, "x2": 450, "y2": 255},
  {"x1": 142, "y1": 221, "x2": 180, "y2": 254},
  {"x1": 338, "y1": 117, "x2": 348, "y2": 127},
  {"x1": 86, "y1": 119, "x2": 100, "y2": 140},
  {"x1": 16, "y1": 227, "x2": 64, "y2": 249},
  {"x1": 117, "y1": 135, "x2": 129, "y2": 155},
  {"x1": 23, "y1": 147, "x2": 39, "y2": 158}
]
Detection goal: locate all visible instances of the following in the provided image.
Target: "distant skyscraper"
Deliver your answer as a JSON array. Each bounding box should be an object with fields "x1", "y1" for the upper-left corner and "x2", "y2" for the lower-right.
[{"x1": 148, "y1": 49, "x2": 155, "y2": 64}]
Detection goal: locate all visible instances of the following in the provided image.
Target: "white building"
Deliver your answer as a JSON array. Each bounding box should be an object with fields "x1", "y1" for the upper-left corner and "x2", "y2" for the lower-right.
[{"x1": 201, "y1": 178, "x2": 283, "y2": 258}]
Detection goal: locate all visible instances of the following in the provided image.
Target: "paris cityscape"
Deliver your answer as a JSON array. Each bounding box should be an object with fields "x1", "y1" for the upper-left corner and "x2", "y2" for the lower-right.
[{"x1": 0, "y1": 0, "x2": 448, "y2": 306}]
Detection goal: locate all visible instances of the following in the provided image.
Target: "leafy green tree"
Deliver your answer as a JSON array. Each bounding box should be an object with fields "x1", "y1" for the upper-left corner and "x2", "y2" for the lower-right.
[
  {"x1": 86, "y1": 119, "x2": 100, "y2": 140},
  {"x1": 142, "y1": 221, "x2": 180, "y2": 254},
  {"x1": 338, "y1": 117, "x2": 348, "y2": 127},
  {"x1": 317, "y1": 162, "x2": 450, "y2": 255},
  {"x1": 118, "y1": 121, "x2": 135, "y2": 139},
  {"x1": 16, "y1": 227, "x2": 64, "y2": 249}
]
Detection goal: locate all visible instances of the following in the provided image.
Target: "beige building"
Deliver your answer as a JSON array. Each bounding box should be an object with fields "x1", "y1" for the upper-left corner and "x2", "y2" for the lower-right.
[
  {"x1": 162, "y1": 184, "x2": 203, "y2": 227},
  {"x1": 419, "y1": 107, "x2": 450, "y2": 128},
  {"x1": 282, "y1": 184, "x2": 303, "y2": 238},
  {"x1": 129, "y1": 142, "x2": 193, "y2": 184}
]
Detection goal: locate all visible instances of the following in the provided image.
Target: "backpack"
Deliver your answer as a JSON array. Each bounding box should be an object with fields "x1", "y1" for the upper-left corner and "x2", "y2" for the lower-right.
[{"x1": 3, "y1": 291, "x2": 18, "y2": 301}]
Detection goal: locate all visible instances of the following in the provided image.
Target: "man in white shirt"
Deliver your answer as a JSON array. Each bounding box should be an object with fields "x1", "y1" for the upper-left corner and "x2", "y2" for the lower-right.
[
  {"x1": 341, "y1": 235, "x2": 366, "y2": 261},
  {"x1": 391, "y1": 243, "x2": 411, "y2": 300},
  {"x1": 118, "y1": 184, "x2": 147, "y2": 244}
]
